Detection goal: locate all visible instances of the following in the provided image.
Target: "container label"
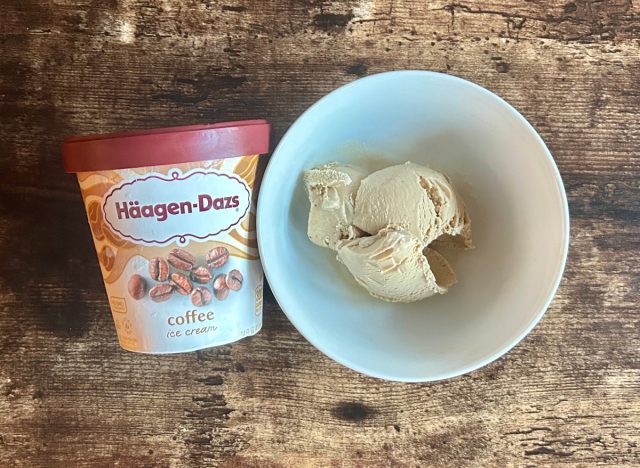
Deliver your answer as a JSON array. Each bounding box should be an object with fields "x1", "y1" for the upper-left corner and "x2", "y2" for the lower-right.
[{"x1": 102, "y1": 168, "x2": 251, "y2": 246}]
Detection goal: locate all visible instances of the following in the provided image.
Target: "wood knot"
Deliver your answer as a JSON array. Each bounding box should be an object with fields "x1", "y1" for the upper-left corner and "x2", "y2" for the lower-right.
[
  {"x1": 495, "y1": 61, "x2": 510, "y2": 73},
  {"x1": 346, "y1": 63, "x2": 368, "y2": 77},
  {"x1": 313, "y1": 12, "x2": 354, "y2": 31},
  {"x1": 332, "y1": 402, "x2": 375, "y2": 422}
]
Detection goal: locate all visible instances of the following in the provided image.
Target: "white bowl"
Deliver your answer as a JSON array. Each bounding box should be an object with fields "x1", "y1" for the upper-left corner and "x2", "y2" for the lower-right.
[{"x1": 257, "y1": 71, "x2": 569, "y2": 382}]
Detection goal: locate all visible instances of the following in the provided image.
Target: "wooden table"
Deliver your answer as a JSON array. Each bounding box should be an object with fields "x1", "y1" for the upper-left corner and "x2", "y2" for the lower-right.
[{"x1": 1, "y1": 1, "x2": 639, "y2": 466}]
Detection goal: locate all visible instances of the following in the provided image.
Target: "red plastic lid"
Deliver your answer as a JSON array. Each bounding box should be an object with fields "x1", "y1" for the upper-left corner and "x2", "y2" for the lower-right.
[{"x1": 62, "y1": 119, "x2": 270, "y2": 173}]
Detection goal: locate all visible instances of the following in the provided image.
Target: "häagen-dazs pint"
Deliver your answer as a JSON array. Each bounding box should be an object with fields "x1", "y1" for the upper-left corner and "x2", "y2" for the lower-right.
[{"x1": 62, "y1": 121, "x2": 270, "y2": 353}]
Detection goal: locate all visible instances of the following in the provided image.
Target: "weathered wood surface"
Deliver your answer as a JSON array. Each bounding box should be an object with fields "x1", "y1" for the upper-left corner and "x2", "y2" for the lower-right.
[{"x1": 1, "y1": 0, "x2": 639, "y2": 466}]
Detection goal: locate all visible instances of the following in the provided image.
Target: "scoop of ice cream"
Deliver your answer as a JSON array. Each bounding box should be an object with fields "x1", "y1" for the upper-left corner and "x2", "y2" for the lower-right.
[
  {"x1": 336, "y1": 225, "x2": 456, "y2": 303},
  {"x1": 353, "y1": 162, "x2": 472, "y2": 248},
  {"x1": 303, "y1": 163, "x2": 367, "y2": 250}
]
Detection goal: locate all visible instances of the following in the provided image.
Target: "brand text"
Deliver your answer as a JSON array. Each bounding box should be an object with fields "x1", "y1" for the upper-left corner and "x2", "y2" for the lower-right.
[{"x1": 115, "y1": 195, "x2": 240, "y2": 222}]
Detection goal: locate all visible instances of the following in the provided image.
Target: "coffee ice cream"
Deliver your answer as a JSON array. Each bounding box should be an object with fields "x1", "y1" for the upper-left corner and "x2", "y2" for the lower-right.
[
  {"x1": 303, "y1": 161, "x2": 472, "y2": 303},
  {"x1": 303, "y1": 163, "x2": 367, "y2": 250},
  {"x1": 337, "y1": 225, "x2": 456, "y2": 302},
  {"x1": 353, "y1": 162, "x2": 472, "y2": 248}
]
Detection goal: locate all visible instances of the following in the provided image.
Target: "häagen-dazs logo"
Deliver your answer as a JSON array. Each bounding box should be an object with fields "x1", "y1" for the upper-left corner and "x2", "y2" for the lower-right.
[{"x1": 102, "y1": 169, "x2": 251, "y2": 246}]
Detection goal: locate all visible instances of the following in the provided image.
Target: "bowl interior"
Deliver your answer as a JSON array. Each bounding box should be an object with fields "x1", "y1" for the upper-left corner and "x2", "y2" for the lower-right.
[{"x1": 258, "y1": 71, "x2": 568, "y2": 382}]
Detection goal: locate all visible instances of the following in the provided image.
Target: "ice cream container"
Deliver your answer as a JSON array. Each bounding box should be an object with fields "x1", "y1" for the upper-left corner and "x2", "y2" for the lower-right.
[{"x1": 62, "y1": 120, "x2": 270, "y2": 353}]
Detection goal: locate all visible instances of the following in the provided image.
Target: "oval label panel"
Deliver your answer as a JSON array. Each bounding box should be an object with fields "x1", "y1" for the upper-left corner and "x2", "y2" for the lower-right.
[{"x1": 102, "y1": 168, "x2": 251, "y2": 246}]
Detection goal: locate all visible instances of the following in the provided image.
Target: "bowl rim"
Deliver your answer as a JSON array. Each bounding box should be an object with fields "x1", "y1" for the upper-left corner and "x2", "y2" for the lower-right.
[{"x1": 257, "y1": 70, "x2": 570, "y2": 382}]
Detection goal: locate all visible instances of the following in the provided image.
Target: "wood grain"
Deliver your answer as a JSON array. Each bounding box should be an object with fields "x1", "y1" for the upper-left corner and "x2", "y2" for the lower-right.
[{"x1": 0, "y1": 0, "x2": 639, "y2": 466}]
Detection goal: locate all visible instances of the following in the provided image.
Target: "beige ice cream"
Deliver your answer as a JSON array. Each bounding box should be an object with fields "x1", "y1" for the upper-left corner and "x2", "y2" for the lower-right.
[
  {"x1": 337, "y1": 225, "x2": 456, "y2": 302},
  {"x1": 304, "y1": 160, "x2": 472, "y2": 303},
  {"x1": 303, "y1": 163, "x2": 366, "y2": 250},
  {"x1": 353, "y1": 162, "x2": 472, "y2": 248}
]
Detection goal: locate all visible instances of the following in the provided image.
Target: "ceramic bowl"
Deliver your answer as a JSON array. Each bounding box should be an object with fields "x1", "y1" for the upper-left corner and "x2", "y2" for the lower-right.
[{"x1": 257, "y1": 71, "x2": 569, "y2": 382}]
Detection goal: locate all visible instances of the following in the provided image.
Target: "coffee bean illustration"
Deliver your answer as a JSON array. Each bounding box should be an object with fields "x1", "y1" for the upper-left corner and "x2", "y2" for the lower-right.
[
  {"x1": 225, "y1": 269, "x2": 243, "y2": 291},
  {"x1": 212, "y1": 274, "x2": 229, "y2": 301},
  {"x1": 206, "y1": 247, "x2": 229, "y2": 269},
  {"x1": 170, "y1": 272, "x2": 193, "y2": 295},
  {"x1": 128, "y1": 274, "x2": 147, "y2": 300},
  {"x1": 191, "y1": 287, "x2": 212, "y2": 307},
  {"x1": 167, "y1": 248, "x2": 196, "y2": 271},
  {"x1": 150, "y1": 283, "x2": 174, "y2": 303},
  {"x1": 149, "y1": 257, "x2": 169, "y2": 281},
  {"x1": 191, "y1": 266, "x2": 212, "y2": 284}
]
